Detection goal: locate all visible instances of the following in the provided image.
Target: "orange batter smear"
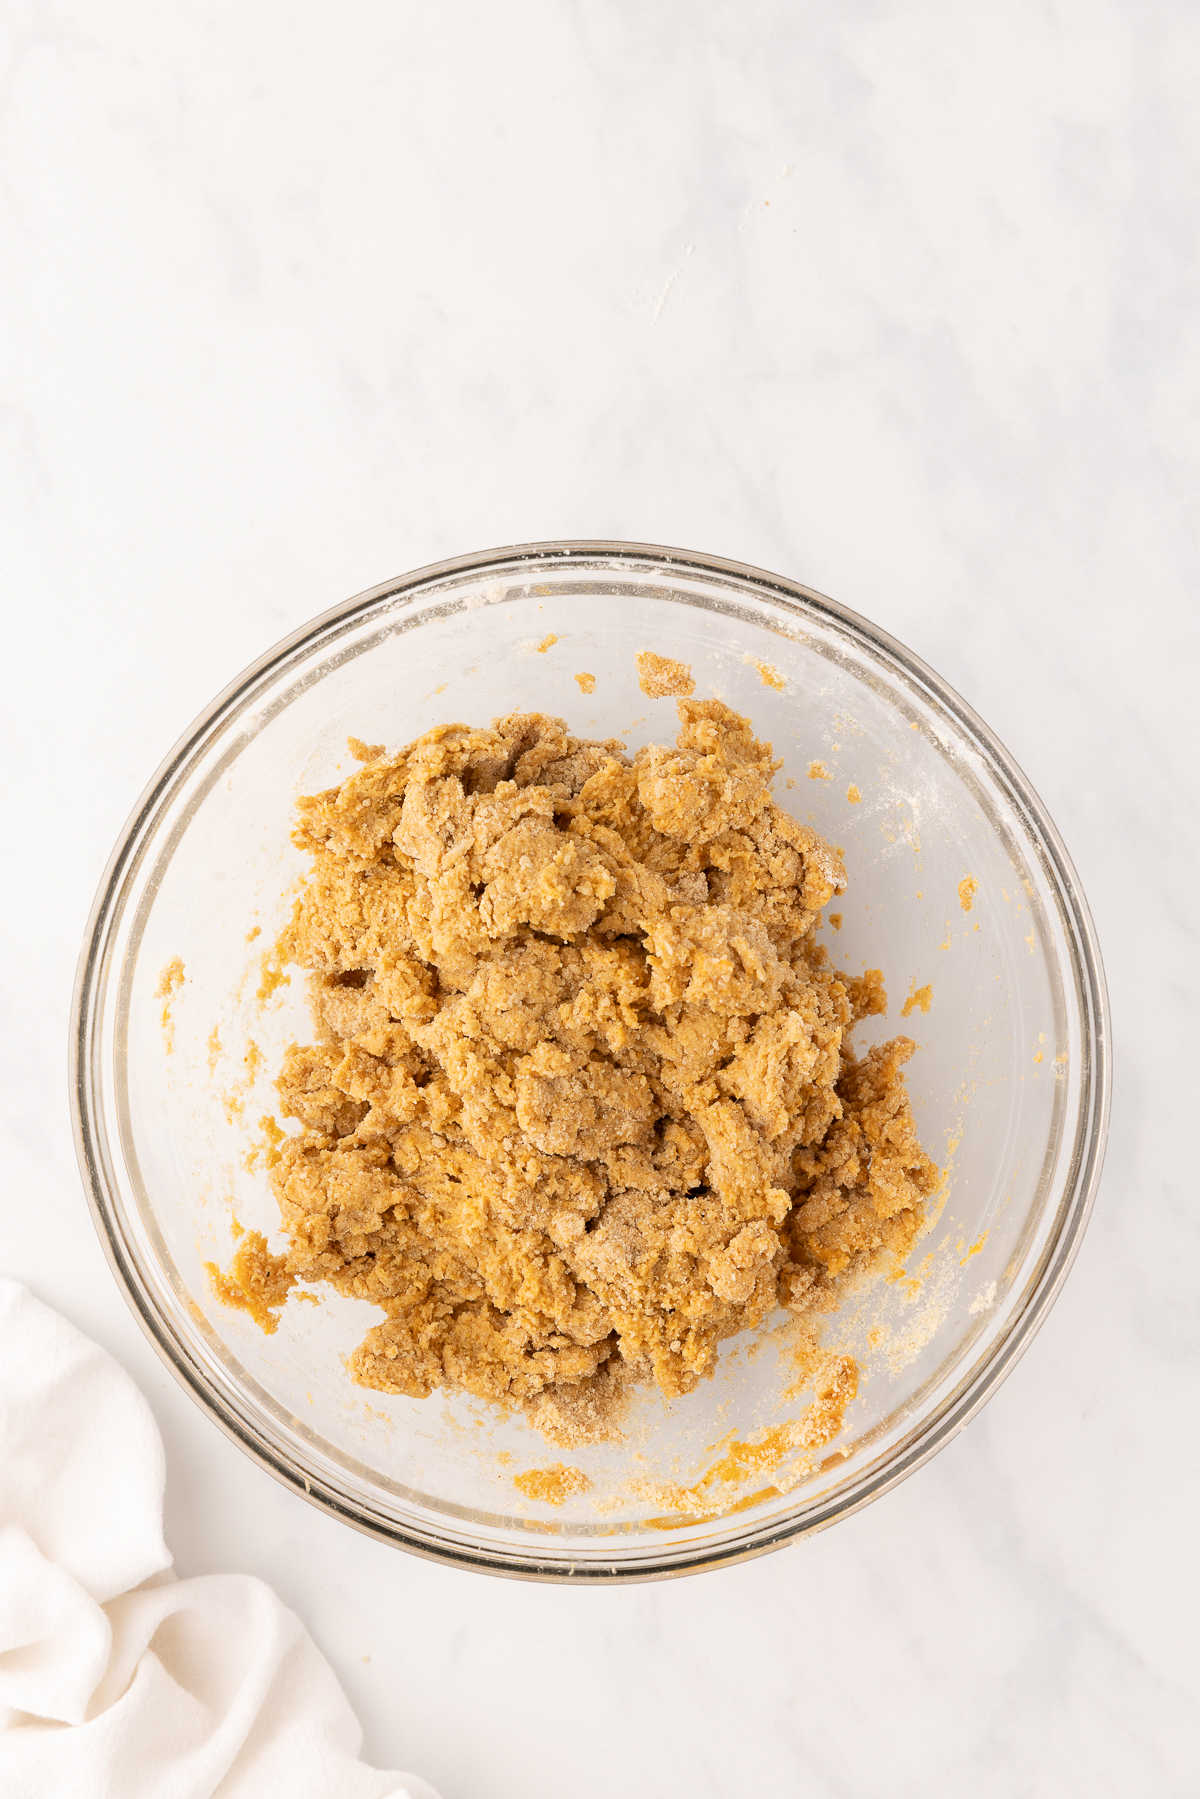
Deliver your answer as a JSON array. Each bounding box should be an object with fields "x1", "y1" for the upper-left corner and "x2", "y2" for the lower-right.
[
  {"x1": 222, "y1": 1039, "x2": 266, "y2": 1123},
  {"x1": 513, "y1": 1464, "x2": 591, "y2": 1505},
  {"x1": 958, "y1": 1231, "x2": 989, "y2": 1265},
  {"x1": 256, "y1": 947, "x2": 291, "y2": 1002},
  {"x1": 243, "y1": 1112, "x2": 287, "y2": 1174},
  {"x1": 642, "y1": 1354, "x2": 858, "y2": 1523},
  {"x1": 156, "y1": 957, "x2": 185, "y2": 1052}
]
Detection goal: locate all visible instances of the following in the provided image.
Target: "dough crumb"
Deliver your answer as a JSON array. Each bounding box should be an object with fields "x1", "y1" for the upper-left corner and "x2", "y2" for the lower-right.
[
  {"x1": 748, "y1": 657, "x2": 786, "y2": 691},
  {"x1": 241, "y1": 702, "x2": 936, "y2": 1440},
  {"x1": 536, "y1": 634, "x2": 559, "y2": 654},
  {"x1": 958, "y1": 875, "x2": 978, "y2": 912},
  {"x1": 348, "y1": 737, "x2": 386, "y2": 763},
  {"x1": 846, "y1": 784, "x2": 862, "y2": 804},
  {"x1": 808, "y1": 760, "x2": 831, "y2": 781},
  {"x1": 574, "y1": 671, "x2": 596, "y2": 695},
  {"x1": 513, "y1": 1464, "x2": 591, "y2": 1505},
  {"x1": 847, "y1": 967, "x2": 887, "y2": 1017},
  {"x1": 636, "y1": 650, "x2": 695, "y2": 697},
  {"x1": 900, "y1": 981, "x2": 933, "y2": 1018},
  {"x1": 205, "y1": 1231, "x2": 294, "y2": 1333},
  {"x1": 828, "y1": 912, "x2": 843, "y2": 932}
]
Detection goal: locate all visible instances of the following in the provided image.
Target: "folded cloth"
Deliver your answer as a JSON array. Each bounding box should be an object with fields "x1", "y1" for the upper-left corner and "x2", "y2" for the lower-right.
[{"x1": 0, "y1": 1279, "x2": 440, "y2": 1799}]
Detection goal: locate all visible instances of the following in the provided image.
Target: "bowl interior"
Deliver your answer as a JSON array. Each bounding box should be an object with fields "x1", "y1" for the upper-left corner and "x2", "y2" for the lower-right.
[{"x1": 84, "y1": 549, "x2": 1099, "y2": 1577}]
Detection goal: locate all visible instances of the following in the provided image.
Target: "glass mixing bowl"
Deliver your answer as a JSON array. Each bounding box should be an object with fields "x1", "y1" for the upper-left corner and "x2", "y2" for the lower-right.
[{"x1": 72, "y1": 542, "x2": 1110, "y2": 1581}]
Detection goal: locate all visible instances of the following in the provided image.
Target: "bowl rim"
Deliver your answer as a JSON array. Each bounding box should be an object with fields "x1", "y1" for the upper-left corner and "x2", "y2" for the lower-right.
[{"x1": 70, "y1": 539, "x2": 1112, "y2": 1582}]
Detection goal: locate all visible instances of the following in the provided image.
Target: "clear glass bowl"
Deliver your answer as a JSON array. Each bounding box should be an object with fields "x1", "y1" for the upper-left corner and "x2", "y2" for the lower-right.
[{"x1": 72, "y1": 542, "x2": 1110, "y2": 1581}]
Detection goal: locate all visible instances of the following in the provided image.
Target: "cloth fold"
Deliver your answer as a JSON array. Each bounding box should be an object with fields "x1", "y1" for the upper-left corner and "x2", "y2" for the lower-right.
[{"x1": 0, "y1": 1278, "x2": 440, "y2": 1799}]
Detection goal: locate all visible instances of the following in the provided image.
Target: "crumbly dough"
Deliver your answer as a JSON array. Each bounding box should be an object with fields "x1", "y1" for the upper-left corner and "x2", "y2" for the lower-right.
[
  {"x1": 205, "y1": 1227, "x2": 293, "y2": 1334},
  {"x1": 636, "y1": 651, "x2": 695, "y2": 698},
  {"x1": 259, "y1": 702, "x2": 937, "y2": 1441},
  {"x1": 901, "y1": 981, "x2": 933, "y2": 1018}
]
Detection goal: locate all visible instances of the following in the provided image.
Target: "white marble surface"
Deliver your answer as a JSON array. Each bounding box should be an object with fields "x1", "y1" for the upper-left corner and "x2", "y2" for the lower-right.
[{"x1": 3, "y1": 2, "x2": 1198, "y2": 1793}]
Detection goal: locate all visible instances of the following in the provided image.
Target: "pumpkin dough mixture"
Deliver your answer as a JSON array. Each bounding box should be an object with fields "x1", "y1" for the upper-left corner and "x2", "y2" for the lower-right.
[{"x1": 245, "y1": 701, "x2": 937, "y2": 1443}]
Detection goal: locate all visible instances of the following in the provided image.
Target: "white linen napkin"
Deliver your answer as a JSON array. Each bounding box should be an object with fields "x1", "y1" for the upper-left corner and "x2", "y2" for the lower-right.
[{"x1": 0, "y1": 1278, "x2": 440, "y2": 1799}]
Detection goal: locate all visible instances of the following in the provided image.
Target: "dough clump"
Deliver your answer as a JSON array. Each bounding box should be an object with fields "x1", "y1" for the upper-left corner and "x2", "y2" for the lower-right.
[{"x1": 267, "y1": 703, "x2": 937, "y2": 1440}]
